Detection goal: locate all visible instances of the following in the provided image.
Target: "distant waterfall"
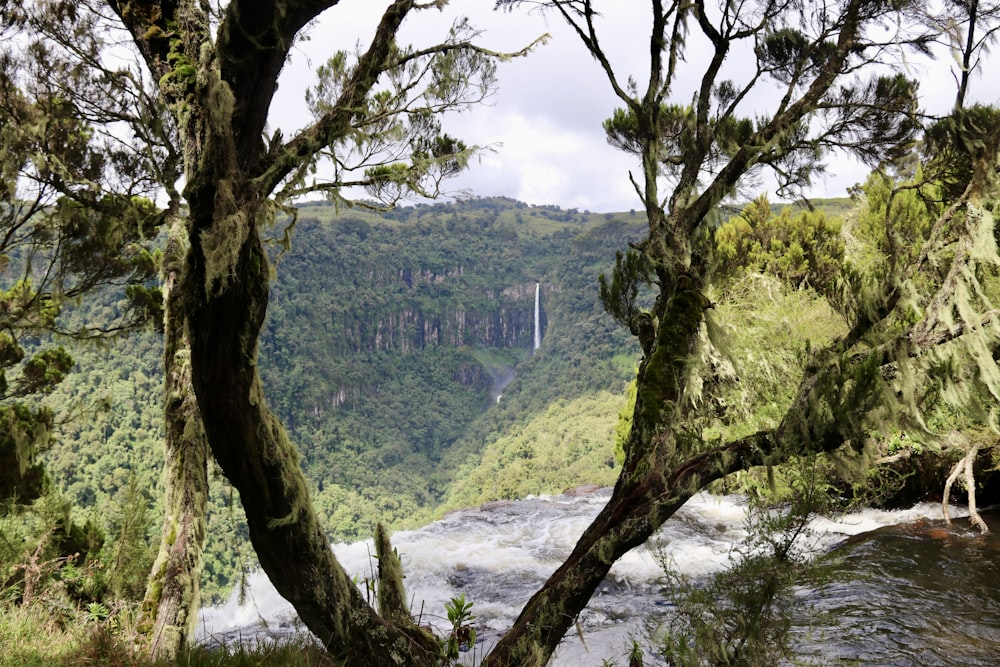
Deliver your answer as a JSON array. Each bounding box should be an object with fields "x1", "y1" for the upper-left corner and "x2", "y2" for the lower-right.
[{"x1": 533, "y1": 282, "x2": 541, "y2": 351}]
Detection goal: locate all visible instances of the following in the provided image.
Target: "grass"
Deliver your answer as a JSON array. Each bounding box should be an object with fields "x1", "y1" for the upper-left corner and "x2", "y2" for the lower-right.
[{"x1": 0, "y1": 602, "x2": 338, "y2": 667}]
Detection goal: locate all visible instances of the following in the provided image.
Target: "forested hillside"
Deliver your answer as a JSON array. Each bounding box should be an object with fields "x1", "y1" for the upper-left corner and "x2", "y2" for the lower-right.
[
  {"x1": 41, "y1": 187, "x2": 993, "y2": 604},
  {"x1": 41, "y1": 197, "x2": 644, "y2": 596},
  {"x1": 257, "y1": 197, "x2": 643, "y2": 537}
]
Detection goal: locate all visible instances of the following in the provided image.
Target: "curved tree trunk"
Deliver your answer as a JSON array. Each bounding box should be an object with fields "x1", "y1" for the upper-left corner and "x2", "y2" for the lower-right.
[
  {"x1": 139, "y1": 218, "x2": 209, "y2": 662},
  {"x1": 481, "y1": 331, "x2": 864, "y2": 666},
  {"x1": 483, "y1": 269, "x2": 717, "y2": 664},
  {"x1": 115, "y1": 1, "x2": 444, "y2": 662},
  {"x1": 184, "y1": 197, "x2": 439, "y2": 664}
]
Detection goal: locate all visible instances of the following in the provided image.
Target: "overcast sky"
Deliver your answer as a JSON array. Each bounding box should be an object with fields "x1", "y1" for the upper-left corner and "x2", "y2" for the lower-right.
[{"x1": 269, "y1": 1, "x2": 1000, "y2": 213}]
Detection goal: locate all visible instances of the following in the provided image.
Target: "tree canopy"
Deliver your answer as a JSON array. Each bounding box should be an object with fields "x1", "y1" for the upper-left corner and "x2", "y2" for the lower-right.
[{"x1": 0, "y1": 6, "x2": 162, "y2": 508}]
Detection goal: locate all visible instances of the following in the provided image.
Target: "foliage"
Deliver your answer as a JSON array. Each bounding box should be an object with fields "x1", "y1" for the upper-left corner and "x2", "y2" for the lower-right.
[
  {"x1": 714, "y1": 194, "x2": 845, "y2": 297},
  {"x1": 0, "y1": 486, "x2": 104, "y2": 603},
  {"x1": 302, "y1": 18, "x2": 510, "y2": 204},
  {"x1": 703, "y1": 275, "x2": 847, "y2": 440},
  {"x1": 847, "y1": 167, "x2": 939, "y2": 272},
  {"x1": 101, "y1": 475, "x2": 157, "y2": 601},
  {"x1": 0, "y1": 6, "x2": 165, "y2": 358},
  {"x1": 613, "y1": 378, "x2": 637, "y2": 465},
  {"x1": 443, "y1": 390, "x2": 623, "y2": 509},
  {"x1": 611, "y1": 268, "x2": 852, "y2": 495},
  {"x1": 649, "y1": 468, "x2": 835, "y2": 667},
  {"x1": 0, "y1": 600, "x2": 340, "y2": 667},
  {"x1": 599, "y1": 249, "x2": 655, "y2": 339},
  {"x1": 442, "y1": 593, "x2": 477, "y2": 664},
  {"x1": 923, "y1": 104, "x2": 1000, "y2": 201},
  {"x1": 0, "y1": 8, "x2": 166, "y2": 628}
]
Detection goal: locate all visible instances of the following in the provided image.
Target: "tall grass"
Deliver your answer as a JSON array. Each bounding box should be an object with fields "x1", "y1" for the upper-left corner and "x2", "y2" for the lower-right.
[{"x1": 0, "y1": 602, "x2": 337, "y2": 667}]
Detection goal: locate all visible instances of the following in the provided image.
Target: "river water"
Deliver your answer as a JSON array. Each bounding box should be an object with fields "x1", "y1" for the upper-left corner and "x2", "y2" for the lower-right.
[{"x1": 196, "y1": 490, "x2": 1000, "y2": 665}]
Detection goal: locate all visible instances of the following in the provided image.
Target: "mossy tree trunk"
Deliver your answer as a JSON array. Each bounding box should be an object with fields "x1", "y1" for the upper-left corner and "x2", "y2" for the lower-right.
[
  {"x1": 139, "y1": 217, "x2": 209, "y2": 662},
  {"x1": 112, "y1": 1, "x2": 457, "y2": 663},
  {"x1": 486, "y1": 2, "x2": 1000, "y2": 662},
  {"x1": 184, "y1": 204, "x2": 439, "y2": 664},
  {"x1": 481, "y1": 1, "x2": 881, "y2": 662}
]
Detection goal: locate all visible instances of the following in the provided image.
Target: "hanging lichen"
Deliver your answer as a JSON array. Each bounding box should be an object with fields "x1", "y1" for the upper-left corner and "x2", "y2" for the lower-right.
[{"x1": 199, "y1": 181, "x2": 249, "y2": 295}]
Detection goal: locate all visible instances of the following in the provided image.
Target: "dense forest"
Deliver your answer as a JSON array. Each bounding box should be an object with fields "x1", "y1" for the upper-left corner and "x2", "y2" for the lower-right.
[
  {"x1": 34, "y1": 185, "x2": 999, "y2": 601},
  {"x1": 35, "y1": 197, "x2": 644, "y2": 597}
]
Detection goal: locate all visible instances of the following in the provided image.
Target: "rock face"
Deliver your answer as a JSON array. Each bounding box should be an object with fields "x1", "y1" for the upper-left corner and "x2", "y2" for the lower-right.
[
  {"x1": 330, "y1": 283, "x2": 540, "y2": 355},
  {"x1": 256, "y1": 199, "x2": 643, "y2": 518},
  {"x1": 321, "y1": 261, "x2": 546, "y2": 355},
  {"x1": 266, "y1": 205, "x2": 557, "y2": 360}
]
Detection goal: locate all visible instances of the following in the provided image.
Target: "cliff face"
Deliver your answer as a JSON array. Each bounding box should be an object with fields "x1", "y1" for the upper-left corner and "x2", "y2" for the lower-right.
[
  {"x1": 281, "y1": 234, "x2": 547, "y2": 355},
  {"x1": 258, "y1": 198, "x2": 642, "y2": 515},
  {"x1": 332, "y1": 285, "x2": 540, "y2": 354}
]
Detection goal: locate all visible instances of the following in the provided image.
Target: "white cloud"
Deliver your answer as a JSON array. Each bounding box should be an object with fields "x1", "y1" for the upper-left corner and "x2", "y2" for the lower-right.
[
  {"x1": 444, "y1": 110, "x2": 638, "y2": 211},
  {"x1": 271, "y1": 2, "x2": 1000, "y2": 212}
]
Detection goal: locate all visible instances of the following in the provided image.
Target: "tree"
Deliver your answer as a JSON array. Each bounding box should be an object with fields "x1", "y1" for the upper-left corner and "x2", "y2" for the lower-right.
[
  {"x1": 0, "y1": 3, "x2": 168, "y2": 624},
  {"x1": 484, "y1": 1, "x2": 998, "y2": 664},
  {"x1": 6, "y1": 0, "x2": 537, "y2": 663},
  {"x1": 0, "y1": 5, "x2": 161, "y2": 510},
  {"x1": 1, "y1": 4, "x2": 206, "y2": 658},
  {"x1": 714, "y1": 194, "x2": 846, "y2": 296}
]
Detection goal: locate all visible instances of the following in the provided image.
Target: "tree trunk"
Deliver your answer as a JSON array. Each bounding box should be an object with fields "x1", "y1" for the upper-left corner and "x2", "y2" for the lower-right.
[
  {"x1": 183, "y1": 195, "x2": 439, "y2": 665},
  {"x1": 483, "y1": 265, "x2": 872, "y2": 665},
  {"x1": 139, "y1": 218, "x2": 209, "y2": 662},
  {"x1": 110, "y1": 0, "x2": 441, "y2": 660},
  {"x1": 484, "y1": 274, "x2": 711, "y2": 664}
]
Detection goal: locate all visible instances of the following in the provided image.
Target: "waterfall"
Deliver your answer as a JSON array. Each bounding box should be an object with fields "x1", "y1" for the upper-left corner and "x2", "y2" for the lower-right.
[{"x1": 533, "y1": 282, "x2": 541, "y2": 351}]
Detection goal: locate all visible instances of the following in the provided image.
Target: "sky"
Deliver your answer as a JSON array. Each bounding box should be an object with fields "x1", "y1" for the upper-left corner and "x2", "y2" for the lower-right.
[{"x1": 269, "y1": 1, "x2": 1000, "y2": 213}]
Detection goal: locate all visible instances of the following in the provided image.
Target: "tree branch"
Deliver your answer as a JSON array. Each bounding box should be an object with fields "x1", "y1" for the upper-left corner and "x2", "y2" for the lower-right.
[{"x1": 254, "y1": 1, "x2": 417, "y2": 195}]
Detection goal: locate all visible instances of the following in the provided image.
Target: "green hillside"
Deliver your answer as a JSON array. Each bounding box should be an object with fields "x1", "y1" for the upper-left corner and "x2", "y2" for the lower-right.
[
  {"x1": 257, "y1": 197, "x2": 644, "y2": 537},
  {"x1": 40, "y1": 197, "x2": 647, "y2": 596},
  {"x1": 39, "y1": 195, "x2": 874, "y2": 597}
]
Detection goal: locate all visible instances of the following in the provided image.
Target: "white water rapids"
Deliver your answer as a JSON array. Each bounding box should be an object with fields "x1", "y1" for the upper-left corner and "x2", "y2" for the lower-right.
[{"x1": 196, "y1": 490, "x2": 970, "y2": 665}]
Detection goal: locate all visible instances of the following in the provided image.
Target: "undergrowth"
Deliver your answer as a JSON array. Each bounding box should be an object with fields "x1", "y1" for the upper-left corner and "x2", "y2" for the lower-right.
[{"x1": 0, "y1": 602, "x2": 338, "y2": 667}]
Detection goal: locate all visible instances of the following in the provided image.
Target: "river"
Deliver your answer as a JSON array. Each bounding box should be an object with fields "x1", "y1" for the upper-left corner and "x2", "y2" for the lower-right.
[{"x1": 196, "y1": 490, "x2": 1000, "y2": 665}]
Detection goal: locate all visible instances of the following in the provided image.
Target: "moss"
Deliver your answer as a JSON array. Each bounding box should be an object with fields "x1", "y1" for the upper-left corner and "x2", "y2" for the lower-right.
[
  {"x1": 165, "y1": 522, "x2": 177, "y2": 546},
  {"x1": 636, "y1": 285, "x2": 709, "y2": 432},
  {"x1": 252, "y1": 385, "x2": 311, "y2": 531},
  {"x1": 148, "y1": 572, "x2": 164, "y2": 605},
  {"x1": 143, "y1": 24, "x2": 165, "y2": 41},
  {"x1": 199, "y1": 194, "x2": 248, "y2": 294},
  {"x1": 374, "y1": 523, "x2": 410, "y2": 625},
  {"x1": 158, "y1": 27, "x2": 197, "y2": 94}
]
